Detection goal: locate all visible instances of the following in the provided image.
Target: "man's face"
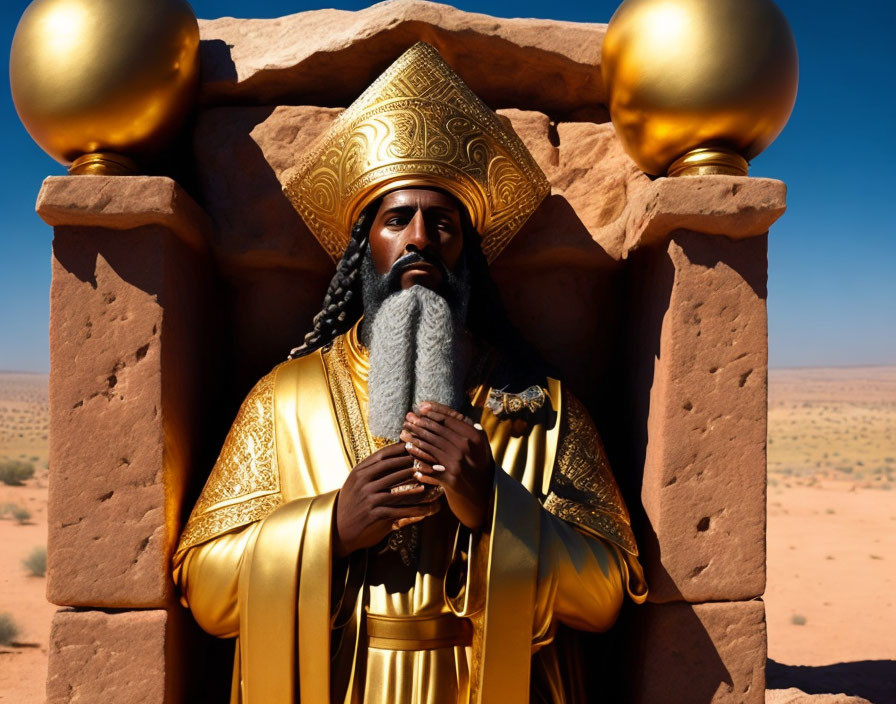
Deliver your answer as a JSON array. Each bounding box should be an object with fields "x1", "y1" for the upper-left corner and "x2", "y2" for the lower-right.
[{"x1": 368, "y1": 188, "x2": 465, "y2": 293}]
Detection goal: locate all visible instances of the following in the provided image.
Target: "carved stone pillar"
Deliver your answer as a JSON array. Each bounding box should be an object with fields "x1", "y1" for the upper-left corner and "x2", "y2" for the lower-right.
[
  {"x1": 624, "y1": 175, "x2": 785, "y2": 703},
  {"x1": 38, "y1": 176, "x2": 214, "y2": 703}
]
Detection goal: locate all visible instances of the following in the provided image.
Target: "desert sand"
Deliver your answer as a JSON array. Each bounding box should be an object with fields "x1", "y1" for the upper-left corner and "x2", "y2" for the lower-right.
[
  {"x1": 0, "y1": 368, "x2": 893, "y2": 702},
  {"x1": 765, "y1": 367, "x2": 895, "y2": 704},
  {"x1": 0, "y1": 373, "x2": 53, "y2": 704}
]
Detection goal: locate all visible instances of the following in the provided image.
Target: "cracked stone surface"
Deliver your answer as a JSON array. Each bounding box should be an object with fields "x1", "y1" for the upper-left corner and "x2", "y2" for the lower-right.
[
  {"x1": 635, "y1": 232, "x2": 768, "y2": 603},
  {"x1": 47, "y1": 610, "x2": 168, "y2": 704},
  {"x1": 198, "y1": 0, "x2": 607, "y2": 117},
  {"x1": 633, "y1": 601, "x2": 767, "y2": 704},
  {"x1": 48, "y1": 223, "x2": 208, "y2": 608}
]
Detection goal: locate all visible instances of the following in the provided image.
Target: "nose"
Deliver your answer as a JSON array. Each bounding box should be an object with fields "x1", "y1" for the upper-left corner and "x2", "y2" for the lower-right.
[{"x1": 404, "y1": 208, "x2": 435, "y2": 254}]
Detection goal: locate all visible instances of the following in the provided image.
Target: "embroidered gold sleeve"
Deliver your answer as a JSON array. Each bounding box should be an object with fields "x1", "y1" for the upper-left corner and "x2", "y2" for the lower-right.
[
  {"x1": 175, "y1": 368, "x2": 284, "y2": 557},
  {"x1": 542, "y1": 391, "x2": 639, "y2": 556}
]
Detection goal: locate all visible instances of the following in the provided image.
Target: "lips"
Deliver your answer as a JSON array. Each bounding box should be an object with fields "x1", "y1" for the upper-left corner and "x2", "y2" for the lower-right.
[{"x1": 402, "y1": 261, "x2": 440, "y2": 276}]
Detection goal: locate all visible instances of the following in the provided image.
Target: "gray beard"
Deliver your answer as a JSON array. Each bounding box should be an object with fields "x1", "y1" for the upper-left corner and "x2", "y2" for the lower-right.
[{"x1": 367, "y1": 285, "x2": 470, "y2": 441}]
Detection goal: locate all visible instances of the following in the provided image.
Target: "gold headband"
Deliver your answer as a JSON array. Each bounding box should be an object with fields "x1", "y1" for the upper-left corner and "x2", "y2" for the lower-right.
[{"x1": 284, "y1": 42, "x2": 551, "y2": 263}]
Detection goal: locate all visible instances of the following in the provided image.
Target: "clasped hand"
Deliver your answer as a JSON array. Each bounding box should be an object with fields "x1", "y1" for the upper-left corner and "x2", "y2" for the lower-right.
[
  {"x1": 400, "y1": 401, "x2": 495, "y2": 533},
  {"x1": 334, "y1": 401, "x2": 494, "y2": 558}
]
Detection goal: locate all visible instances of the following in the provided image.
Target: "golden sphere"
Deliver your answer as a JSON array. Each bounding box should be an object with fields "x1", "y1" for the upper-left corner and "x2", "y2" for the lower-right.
[
  {"x1": 601, "y1": 0, "x2": 798, "y2": 176},
  {"x1": 10, "y1": 0, "x2": 200, "y2": 168}
]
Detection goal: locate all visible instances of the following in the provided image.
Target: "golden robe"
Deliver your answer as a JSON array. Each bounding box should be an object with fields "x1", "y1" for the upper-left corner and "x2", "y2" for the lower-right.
[{"x1": 173, "y1": 325, "x2": 647, "y2": 704}]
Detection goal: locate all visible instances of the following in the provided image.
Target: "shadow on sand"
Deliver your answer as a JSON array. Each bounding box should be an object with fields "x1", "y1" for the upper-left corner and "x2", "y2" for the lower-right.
[{"x1": 767, "y1": 659, "x2": 896, "y2": 704}]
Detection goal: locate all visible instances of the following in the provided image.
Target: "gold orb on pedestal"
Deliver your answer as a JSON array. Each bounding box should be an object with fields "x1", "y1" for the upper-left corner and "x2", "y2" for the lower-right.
[
  {"x1": 9, "y1": 0, "x2": 200, "y2": 174},
  {"x1": 601, "y1": 0, "x2": 798, "y2": 176}
]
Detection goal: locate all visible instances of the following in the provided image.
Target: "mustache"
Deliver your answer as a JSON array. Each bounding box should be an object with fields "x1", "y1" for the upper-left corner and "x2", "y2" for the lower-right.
[{"x1": 385, "y1": 250, "x2": 449, "y2": 288}]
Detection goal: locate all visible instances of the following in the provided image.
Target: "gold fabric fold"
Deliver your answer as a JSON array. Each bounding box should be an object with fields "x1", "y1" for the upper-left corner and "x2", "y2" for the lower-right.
[
  {"x1": 474, "y1": 469, "x2": 542, "y2": 704},
  {"x1": 239, "y1": 492, "x2": 339, "y2": 704},
  {"x1": 240, "y1": 497, "x2": 311, "y2": 703},
  {"x1": 298, "y1": 491, "x2": 339, "y2": 704}
]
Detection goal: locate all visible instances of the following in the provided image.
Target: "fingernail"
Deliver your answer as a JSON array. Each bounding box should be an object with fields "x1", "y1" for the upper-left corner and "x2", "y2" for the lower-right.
[
  {"x1": 473, "y1": 423, "x2": 483, "y2": 431},
  {"x1": 419, "y1": 402, "x2": 431, "y2": 411},
  {"x1": 432, "y1": 464, "x2": 446, "y2": 472},
  {"x1": 405, "y1": 441, "x2": 413, "y2": 451},
  {"x1": 414, "y1": 470, "x2": 423, "y2": 479},
  {"x1": 391, "y1": 521, "x2": 400, "y2": 531}
]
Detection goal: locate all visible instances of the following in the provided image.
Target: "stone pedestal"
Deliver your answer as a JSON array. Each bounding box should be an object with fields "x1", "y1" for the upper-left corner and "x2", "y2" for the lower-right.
[{"x1": 38, "y1": 2, "x2": 786, "y2": 701}]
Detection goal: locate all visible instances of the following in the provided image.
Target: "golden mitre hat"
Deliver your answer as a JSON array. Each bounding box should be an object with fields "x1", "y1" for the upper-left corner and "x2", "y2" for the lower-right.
[{"x1": 284, "y1": 42, "x2": 551, "y2": 263}]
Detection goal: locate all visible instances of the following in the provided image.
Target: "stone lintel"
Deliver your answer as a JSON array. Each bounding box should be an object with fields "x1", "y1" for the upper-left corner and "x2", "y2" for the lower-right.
[
  {"x1": 36, "y1": 176, "x2": 211, "y2": 252},
  {"x1": 198, "y1": 0, "x2": 606, "y2": 117},
  {"x1": 632, "y1": 600, "x2": 767, "y2": 704},
  {"x1": 624, "y1": 176, "x2": 786, "y2": 256}
]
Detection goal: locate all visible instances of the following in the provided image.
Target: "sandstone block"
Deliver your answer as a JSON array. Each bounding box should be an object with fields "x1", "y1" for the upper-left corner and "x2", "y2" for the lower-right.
[
  {"x1": 636, "y1": 231, "x2": 768, "y2": 602},
  {"x1": 39, "y1": 178, "x2": 212, "y2": 608},
  {"x1": 198, "y1": 0, "x2": 606, "y2": 116},
  {"x1": 624, "y1": 176, "x2": 787, "y2": 255},
  {"x1": 632, "y1": 601, "x2": 767, "y2": 704},
  {"x1": 36, "y1": 176, "x2": 211, "y2": 251},
  {"x1": 47, "y1": 609, "x2": 169, "y2": 704}
]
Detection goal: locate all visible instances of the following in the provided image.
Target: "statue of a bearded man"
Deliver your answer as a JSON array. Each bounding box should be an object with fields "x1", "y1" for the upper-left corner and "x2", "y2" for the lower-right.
[{"x1": 172, "y1": 42, "x2": 647, "y2": 704}]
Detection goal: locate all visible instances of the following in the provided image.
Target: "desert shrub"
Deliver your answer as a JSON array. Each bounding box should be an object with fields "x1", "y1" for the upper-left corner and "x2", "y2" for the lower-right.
[
  {"x1": 11, "y1": 505, "x2": 31, "y2": 524},
  {"x1": 0, "y1": 459, "x2": 35, "y2": 486},
  {"x1": 791, "y1": 614, "x2": 807, "y2": 626},
  {"x1": 0, "y1": 613, "x2": 19, "y2": 645},
  {"x1": 23, "y1": 546, "x2": 46, "y2": 577}
]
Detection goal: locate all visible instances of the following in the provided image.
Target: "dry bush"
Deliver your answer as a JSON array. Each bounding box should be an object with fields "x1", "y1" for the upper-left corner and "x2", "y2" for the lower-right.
[
  {"x1": 0, "y1": 459, "x2": 35, "y2": 486},
  {"x1": 0, "y1": 502, "x2": 31, "y2": 524},
  {"x1": 0, "y1": 613, "x2": 19, "y2": 645},
  {"x1": 23, "y1": 545, "x2": 46, "y2": 577}
]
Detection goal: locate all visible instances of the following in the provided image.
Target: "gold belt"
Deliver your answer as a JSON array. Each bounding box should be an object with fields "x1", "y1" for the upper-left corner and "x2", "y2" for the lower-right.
[{"x1": 366, "y1": 611, "x2": 472, "y2": 651}]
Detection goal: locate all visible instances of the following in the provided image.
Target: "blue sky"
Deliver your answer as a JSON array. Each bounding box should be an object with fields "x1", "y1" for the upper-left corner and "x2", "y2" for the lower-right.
[{"x1": 1, "y1": 0, "x2": 894, "y2": 372}]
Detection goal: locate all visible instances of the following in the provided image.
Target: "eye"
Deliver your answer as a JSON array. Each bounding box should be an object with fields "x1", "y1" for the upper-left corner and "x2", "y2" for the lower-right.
[{"x1": 386, "y1": 216, "x2": 409, "y2": 228}]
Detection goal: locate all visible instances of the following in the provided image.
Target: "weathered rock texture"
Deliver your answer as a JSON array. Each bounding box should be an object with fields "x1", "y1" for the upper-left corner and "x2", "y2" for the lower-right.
[
  {"x1": 632, "y1": 601, "x2": 767, "y2": 704},
  {"x1": 40, "y1": 177, "x2": 212, "y2": 607},
  {"x1": 198, "y1": 0, "x2": 607, "y2": 117},
  {"x1": 631, "y1": 231, "x2": 769, "y2": 603},
  {"x1": 47, "y1": 609, "x2": 178, "y2": 704},
  {"x1": 624, "y1": 177, "x2": 787, "y2": 254}
]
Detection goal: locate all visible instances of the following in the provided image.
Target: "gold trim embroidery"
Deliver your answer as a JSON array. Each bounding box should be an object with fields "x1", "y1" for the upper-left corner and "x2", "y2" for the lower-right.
[
  {"x1": 545, "y1": 392, "x2": 639, "y2": 556},
  {"x1": 323, "y1": 336, "x2": 374, "y2": 465},
  {"x1": 177, "y1": 494, "x2": 282, "y2": 554},
  {"x1": 176, "y1": 369, "x2": 283, "y2": 554}
]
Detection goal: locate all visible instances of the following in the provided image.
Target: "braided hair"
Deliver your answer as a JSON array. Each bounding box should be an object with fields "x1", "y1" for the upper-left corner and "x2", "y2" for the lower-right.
[{"x1": 288, "y1": 204, "x2": 377, "y2": 359}]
